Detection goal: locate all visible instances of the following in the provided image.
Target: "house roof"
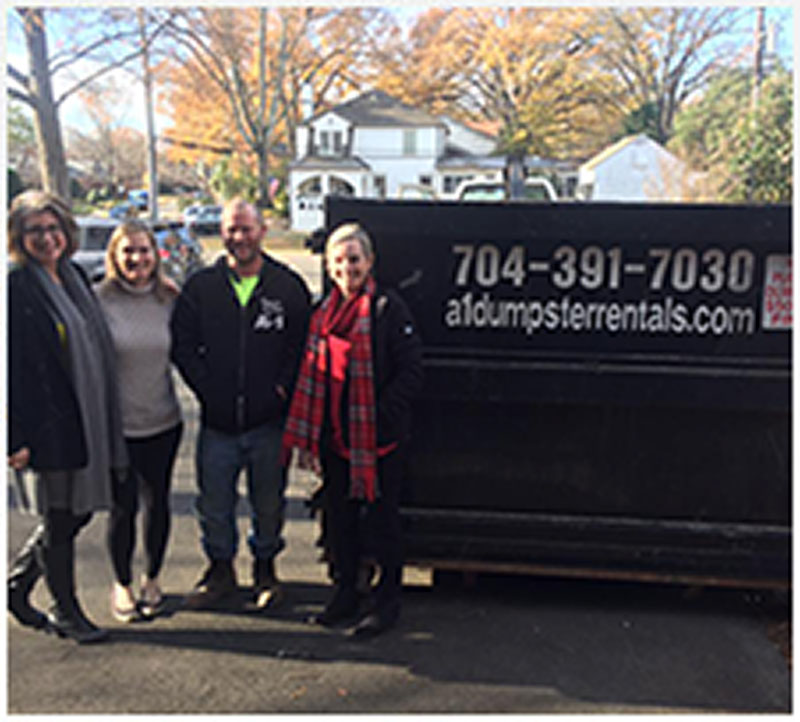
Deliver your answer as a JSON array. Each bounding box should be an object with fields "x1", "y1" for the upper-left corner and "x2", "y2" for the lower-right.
[
  {"x1": 581, "y1": 134, "x2": 661, "y2": 171},
  {"x1": 439, "y1": 114, "x2": 499, "y2": 142},
  {"x1": 307, "y1": 89, "x2": 445, "y2": 129},
  {"x1": 437, "y1": 153, "x2": 506, "y2": 171},
  {"x1": 288, "y1": 155, "x2": 371, "y2": 171}
]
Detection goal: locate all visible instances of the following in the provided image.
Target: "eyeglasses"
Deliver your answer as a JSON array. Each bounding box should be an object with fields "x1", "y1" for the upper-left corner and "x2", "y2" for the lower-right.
[{"x1": 23, "y1": 224, "x2": 63, "y2": 239}]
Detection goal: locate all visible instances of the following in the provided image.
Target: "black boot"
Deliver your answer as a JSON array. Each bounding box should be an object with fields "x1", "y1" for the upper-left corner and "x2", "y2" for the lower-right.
[
  {"x1": 311, "y1": 584, "x2": 360, "y2": 626},
  {"x1": 253, "y1": 557, "x2": 284, "y2": 610},
  {"x1": 7, "y1": 523, "x2": 48, "y2": 629},
  {"x1": 349, "y1": 566, "x2": 402, "y2": 639},
  {"x1": 39, "y1": 540, "x2": 108, "y2": 644}
]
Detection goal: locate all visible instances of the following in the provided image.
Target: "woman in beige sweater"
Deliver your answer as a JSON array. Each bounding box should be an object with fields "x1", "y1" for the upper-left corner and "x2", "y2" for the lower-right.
[{"x1": 95, "y1": 220, "x2": 183, "y2": 622}]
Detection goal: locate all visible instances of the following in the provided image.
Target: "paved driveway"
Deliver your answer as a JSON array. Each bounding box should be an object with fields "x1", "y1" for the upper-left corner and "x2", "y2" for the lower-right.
[
  {"x1": 6, "y1": 247, "x2": 790, "y2": 713},
  {"x1": 6, "y1": 378, "x2": 790, "y2": 713}
]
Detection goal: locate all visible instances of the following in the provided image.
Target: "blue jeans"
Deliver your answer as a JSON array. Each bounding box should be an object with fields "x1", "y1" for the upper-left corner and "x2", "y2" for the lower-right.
[{"x1": 195, "y1": 424, "x2": 287, "y2": 562}]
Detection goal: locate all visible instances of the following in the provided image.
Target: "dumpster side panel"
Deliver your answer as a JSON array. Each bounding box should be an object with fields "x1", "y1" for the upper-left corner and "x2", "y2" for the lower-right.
[{"x1": 325, "y1": 199, "x2": 791, "y2": 585}]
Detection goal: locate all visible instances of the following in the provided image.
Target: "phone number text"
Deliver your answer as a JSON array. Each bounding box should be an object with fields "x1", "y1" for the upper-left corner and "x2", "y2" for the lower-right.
[{"x1": 452, "y1": 243, "x2": 756, "y2": 294}]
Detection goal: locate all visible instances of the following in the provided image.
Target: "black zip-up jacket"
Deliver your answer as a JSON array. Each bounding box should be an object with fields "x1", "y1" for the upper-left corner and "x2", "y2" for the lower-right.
[
  {"x1": 170, "y1": 253, "x2": 311, "y2": 433},
  {"x1": 326, "y1": 286, "x2": 424, "y2": 448}
]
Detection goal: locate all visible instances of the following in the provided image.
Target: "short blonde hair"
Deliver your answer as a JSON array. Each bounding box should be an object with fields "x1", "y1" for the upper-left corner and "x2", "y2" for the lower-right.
[
  {"x1": 325, "y1": 222, "x2": 374, "y2": 260},
  {"x1": 105, "y1": 219, "x2": 174, "y2": 301},
  {"x1": 7, "y1": 190, "x2": 78, "y2": 263}
]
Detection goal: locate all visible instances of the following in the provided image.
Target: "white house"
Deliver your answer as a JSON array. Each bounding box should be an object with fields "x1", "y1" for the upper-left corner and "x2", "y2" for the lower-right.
[
  {"x1": 288, "y1": 90, "x2": 502, "y2": 232},
  {"x1": 576, "y1": 134, "x2": 702, "y2": 202}
]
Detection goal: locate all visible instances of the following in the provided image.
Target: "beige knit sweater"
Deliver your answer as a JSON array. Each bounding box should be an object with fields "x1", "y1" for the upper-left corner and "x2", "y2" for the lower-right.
[{"x1": 95, "y1": 279, "x2": 182, "y2": 438}]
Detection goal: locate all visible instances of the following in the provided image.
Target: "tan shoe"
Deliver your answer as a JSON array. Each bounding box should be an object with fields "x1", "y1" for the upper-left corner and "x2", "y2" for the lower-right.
[
  {"x1": 111, "y1": 583, "x2": 139, "y2": 623},
  {"x1": 139, "y1": 576, "x2": 164, "y2": 618}
]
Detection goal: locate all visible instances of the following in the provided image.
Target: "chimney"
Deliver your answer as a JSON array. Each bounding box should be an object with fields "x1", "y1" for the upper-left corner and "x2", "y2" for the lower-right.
[{"x1": 301, "y1": 82, "x2": 314, "y2": 121}]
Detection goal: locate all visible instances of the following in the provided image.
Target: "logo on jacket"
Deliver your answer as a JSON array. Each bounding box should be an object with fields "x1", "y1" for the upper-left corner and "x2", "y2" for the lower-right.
[{"x1": 253, "y1": 298, "x2": 285, "y2": 331}]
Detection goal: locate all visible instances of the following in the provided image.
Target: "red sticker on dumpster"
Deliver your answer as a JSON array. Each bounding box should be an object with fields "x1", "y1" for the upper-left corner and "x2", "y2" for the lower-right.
[{"x1": 762, "y1": 254, "x2": 792, "y2": 330}]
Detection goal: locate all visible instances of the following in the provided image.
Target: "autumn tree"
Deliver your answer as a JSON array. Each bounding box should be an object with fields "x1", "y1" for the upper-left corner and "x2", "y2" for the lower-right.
[
  {"x1": 8, "y1": 7, "x2": 170, "y2": 201},
  {"x1": 65, "y1": 79, "x2": 147, "y2": 194},
  {"x1": 9, "y1": 9, "x2": 69, "y2": 198},
  {"x1": 159, "y1": 7, "x2": 391, "y2": 206},
  {"x1": 372, "y1": 7, "x2": 625, "y2": 160},
  {"x1": 569, "y1": 7, "x2": 745, "y2": 146}
]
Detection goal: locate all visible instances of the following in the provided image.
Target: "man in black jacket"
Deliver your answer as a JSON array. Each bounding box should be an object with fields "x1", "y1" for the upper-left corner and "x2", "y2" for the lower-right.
[{"x1": 171, "y1": 198, "x2": 311, "y2": 609}]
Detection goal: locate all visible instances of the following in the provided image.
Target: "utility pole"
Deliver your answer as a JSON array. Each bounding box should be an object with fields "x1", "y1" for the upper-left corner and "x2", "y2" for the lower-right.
[
  {"x1": 751, "y1": 7, "x2": 765, "y2": 115},
  {"x1": 138, "y1": 7, "x2": 159, "y2": 221},
  {"x1": 747, "y1": 7, "x2": 766, "y2": 202}
]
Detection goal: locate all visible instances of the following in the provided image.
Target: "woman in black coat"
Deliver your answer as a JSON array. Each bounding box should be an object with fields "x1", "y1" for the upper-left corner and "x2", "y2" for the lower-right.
[
  {"x1": 283, "y1": 222, "x2": 423, "y2": 638},
  {"x1": 7, "y1": 190, "x2": 127, "y2": 643}
]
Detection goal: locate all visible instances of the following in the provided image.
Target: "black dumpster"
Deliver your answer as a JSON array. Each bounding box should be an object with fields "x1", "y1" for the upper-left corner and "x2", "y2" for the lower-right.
[{"x1": 325, "y1": 197, "x2": 791, "y2": 588}]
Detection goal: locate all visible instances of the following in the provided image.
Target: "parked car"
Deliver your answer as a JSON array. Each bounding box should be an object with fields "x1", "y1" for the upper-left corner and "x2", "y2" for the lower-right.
[
  {"x1": 455, "y1": 176, "x2": 558, "y2": 202},
  {"x1": 182, "y1": 204, "x2": 204, "y2": 224},
  {"x1": 186, "y1": 205, "x2": 223, "y2": 235},
  {"x1": 128, "y1": 189, "x2": 149, "y2": 210},
  {"x1": 72, "y1": 217, "x2": 119, "y2": 282},
  {"x1": 72, "y1": 217, "x2": 193, "y2": 283},
  {"x1": 155, "y1": 226, "x2": 204, "y2": 286},
  {"x1": 398, "y1": 184, "x2": 438, "y2": 200},
  {"x1": 109, "y1": 202, "x2": 138, "y2": 220}
]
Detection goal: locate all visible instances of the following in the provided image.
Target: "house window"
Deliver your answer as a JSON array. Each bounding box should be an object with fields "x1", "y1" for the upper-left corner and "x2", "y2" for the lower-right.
[
  {"x1": 419, "y1": 175, "x2": 432, "y2": 187},
  {"x1": 443, "y1": 174, "x2": 473, "y2": 194},
  {"x1": 318, "y1": 130, "x2": 343, "y2": 156},
  {"x1": 373, "y1": 175, "x2": 386, "y2": 198},
  {"x1": 403, "y1": 129, "x2": 417, "y2": 156},
  {"x1": 329, "y1": 176, "x2": 354, "y2": 196}
]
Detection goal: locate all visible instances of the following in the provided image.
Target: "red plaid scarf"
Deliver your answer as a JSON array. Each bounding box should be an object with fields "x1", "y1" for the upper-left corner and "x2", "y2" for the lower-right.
[{"x1": 282, "y1": 278, "x2": 378, "y2": 501}]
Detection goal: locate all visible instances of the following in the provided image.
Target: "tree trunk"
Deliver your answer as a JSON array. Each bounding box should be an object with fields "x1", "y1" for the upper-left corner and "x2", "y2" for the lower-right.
[{"x1": 22, "y1": 8, "x2": 69, "y2": 201}]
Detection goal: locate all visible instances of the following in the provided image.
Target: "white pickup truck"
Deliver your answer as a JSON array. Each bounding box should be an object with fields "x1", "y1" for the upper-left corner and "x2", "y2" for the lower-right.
[{"x1": 455, "y1": 176, "x2": 558, "y2": 202}]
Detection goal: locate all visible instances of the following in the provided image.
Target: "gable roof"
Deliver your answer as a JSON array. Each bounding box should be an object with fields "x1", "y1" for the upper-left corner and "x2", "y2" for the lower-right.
[
  {"x1": 308, "y1": 89, "x2": 445, "y2": 129},
  {"x1": 288, "y1": 155, "x2": 371, "y2": 171},
  {"x1": 579, "y1": 133, "x2": 686, "y2": 172}
]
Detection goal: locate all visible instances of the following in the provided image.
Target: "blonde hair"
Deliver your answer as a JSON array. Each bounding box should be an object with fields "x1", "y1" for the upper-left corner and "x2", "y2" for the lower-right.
[
  {"x1": 105, "y1": 220, "x2": 174, "y2": 301},
  {"x1": 325, "y1": 222, "x2": 374, "y2": 260},
  {"x1": 7, "y1": 190, "x2": 78, "y2": 264}
]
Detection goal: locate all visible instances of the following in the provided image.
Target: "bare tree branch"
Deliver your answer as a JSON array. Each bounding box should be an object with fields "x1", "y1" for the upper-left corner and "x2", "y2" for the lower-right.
[
  {"x1": 8, "y1": 87, "x2": 36, "y2": 107},
  {"x1": 8, "y1": 63, "x2": 30, "y2": 91},
  {"x1": 54, "y1": 46, "x2": 147, "y2": 107},
  {"x1": 49, "y1": 30, "x2": 141, "y2": 75}
]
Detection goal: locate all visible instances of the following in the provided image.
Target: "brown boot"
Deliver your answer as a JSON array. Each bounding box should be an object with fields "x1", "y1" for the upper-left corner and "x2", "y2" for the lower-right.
[{"x1": 183, "y1": 560, "x2": 237, "y2": 610}]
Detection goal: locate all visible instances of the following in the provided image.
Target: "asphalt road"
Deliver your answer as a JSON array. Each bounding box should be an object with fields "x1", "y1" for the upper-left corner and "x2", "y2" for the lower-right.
[{"x1": 5, "y1": 247, "x2": 791, "y2": 713}]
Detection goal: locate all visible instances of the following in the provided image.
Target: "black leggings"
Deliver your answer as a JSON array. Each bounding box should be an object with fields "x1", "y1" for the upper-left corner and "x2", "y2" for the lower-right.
[{"x1": 108, "y1": 423, "x2": 182, "y2": 585}]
